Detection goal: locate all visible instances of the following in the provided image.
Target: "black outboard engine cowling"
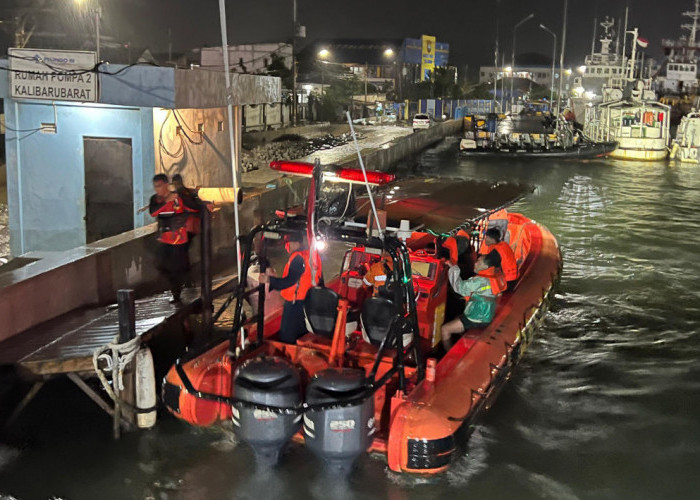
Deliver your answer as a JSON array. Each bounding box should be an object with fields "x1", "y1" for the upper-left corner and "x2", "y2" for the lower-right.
[
  {"x1": 232, "y1": 356, "x2": 302, "y2": 468},
  {"x1": 304, "y1": 368, "x2": 375, "y2": 476}
]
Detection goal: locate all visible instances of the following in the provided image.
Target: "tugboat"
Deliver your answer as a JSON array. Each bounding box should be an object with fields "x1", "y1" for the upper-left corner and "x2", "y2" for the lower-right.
[
  {"x1": 670, "y1": 101, "x2": 700, "y2": 162},
  {"x1": 583, "y1": 28, "x2": 672, "y2": 160},
  {"x1": 162, "y1": 160, "x2": 562, "y2": 475}
]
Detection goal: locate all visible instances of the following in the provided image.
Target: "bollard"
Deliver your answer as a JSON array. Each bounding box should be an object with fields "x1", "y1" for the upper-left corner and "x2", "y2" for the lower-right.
[
  {"x1": 117, "y1": 289, "x2": 136, "y2": 343},
  {"x1": 115, "y1": 289, "x2": 135, "y2": 438}
]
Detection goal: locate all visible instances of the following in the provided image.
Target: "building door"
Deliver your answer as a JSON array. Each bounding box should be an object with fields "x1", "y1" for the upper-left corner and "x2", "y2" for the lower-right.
[{"x1": 83, "y1": 137, "x2": 134, "y2": 244}]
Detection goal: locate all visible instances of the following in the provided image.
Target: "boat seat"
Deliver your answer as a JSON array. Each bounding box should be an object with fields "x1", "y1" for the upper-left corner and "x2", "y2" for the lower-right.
[
  {"x1": 360, "y1": 297, "x2": 414, "y2": 348},
  {"x1": 304, "y1": 287, "x2": 339, "y2": 338},
  {"x1": 360, "y1": 297, "x2": 396, "y2": 346}
]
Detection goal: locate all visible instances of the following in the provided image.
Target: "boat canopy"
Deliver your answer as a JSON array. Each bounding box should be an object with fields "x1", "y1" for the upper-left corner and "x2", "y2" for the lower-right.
[{"x1": 352, "y1": 178, "x2": 532, "y2": 235}]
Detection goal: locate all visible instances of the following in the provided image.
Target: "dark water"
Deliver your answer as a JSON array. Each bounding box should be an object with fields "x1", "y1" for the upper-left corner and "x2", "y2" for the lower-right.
[{"x1": 2, "y1": 138, "x2": 700, "y2": 499}]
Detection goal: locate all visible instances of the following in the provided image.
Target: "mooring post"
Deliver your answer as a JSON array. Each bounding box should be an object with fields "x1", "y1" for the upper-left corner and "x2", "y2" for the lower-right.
[
  {"x1": 200, "y1": 204, "x2": 213, "y2": 337},
  {"x1": 115, "y1": 289, "x2": 136, "y2": 438},
  {"x1": 117, "y1": 289, "x2": 136, "y2": 343}
]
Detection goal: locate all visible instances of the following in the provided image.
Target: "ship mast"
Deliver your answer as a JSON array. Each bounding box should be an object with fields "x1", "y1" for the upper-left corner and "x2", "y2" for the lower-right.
[{"x1": 681, "y1": 0, "x2": 700, "y2": 58}]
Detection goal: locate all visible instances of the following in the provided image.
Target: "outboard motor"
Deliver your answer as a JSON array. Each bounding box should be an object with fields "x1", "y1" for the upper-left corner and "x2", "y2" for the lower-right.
[
  {"x1": 232, "y1": 356, "x2": 302, "y2": 468},
  {"x1": 304, "y1": 368, "x2": 375, "y2": 476}
]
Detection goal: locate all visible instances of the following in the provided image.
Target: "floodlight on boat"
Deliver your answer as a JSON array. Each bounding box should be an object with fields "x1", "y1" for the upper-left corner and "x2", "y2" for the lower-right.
[
  {"x1": 335, "y1": 168, "x2": 395, "y2": 186},
  {"x1": 269, "y1": 160, "x2": 314, "y2": 176},
  {"x1": 314, "y1": 236, "x2": 327, "y2": 252}
]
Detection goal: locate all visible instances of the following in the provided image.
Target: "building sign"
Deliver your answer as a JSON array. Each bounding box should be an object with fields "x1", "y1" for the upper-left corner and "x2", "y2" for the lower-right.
[
  {"x1": 8, "y1": 48, "x2": 98, "y2": 102},
  {"x1": 420, "y1": 35, "x2": 436, "y2": 81}
]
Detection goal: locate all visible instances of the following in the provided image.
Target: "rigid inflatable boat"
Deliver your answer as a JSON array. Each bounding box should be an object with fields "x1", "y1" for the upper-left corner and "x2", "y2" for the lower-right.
[{"x1": 162, "y1": 160, "x2": 562, "y2": 475}]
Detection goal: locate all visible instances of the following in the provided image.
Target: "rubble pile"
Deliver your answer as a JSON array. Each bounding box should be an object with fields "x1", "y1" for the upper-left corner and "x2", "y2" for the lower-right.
[{"x1": 241, "y1": 133, "x2": 362, "y2": 172}]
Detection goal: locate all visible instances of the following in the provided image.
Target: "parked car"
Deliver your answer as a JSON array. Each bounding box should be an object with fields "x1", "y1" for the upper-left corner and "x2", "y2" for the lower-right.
[{"x1": 412, "y1": 113, "x2": 431, "y2": 132}]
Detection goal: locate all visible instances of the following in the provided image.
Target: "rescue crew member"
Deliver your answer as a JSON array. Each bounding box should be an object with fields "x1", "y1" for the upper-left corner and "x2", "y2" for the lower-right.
[
  {"x1": 259, "y1": 233, "x2": 323, "y2": 343},
  {"x1": 440, "y1": 252, "x2": 506, "y2": 350},
  {"x1": 149, "y1": 174, "x2": 198, "y2": 303},
  {"x1": 171, "y1": 174, "x2": 203, "y2": 247},
  {"x1": 362, "y1": 250, "x2": 395, "y2": 299},
  {"x1": 481, "y1": 227, "x2": 519, "y2": 290}
]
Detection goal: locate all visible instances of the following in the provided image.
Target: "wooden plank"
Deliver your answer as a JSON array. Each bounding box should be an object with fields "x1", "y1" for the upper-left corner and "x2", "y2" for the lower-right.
[{"x1": 4, "y1": 381, "x2": 45, "y2": 429}]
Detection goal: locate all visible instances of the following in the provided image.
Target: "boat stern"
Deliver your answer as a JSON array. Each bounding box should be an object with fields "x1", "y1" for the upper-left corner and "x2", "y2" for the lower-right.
[{"x1": 387, "y1": 400, "x2": 458, "y2": 474}]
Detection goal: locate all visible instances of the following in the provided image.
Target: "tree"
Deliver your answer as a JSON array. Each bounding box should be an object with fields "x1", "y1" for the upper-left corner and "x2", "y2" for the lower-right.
[
  {"x1": 265, "y1": 53, "x2": 292, "y2": 89},
  {"x1": 403, "y1": 67, "x2": 464, "y2": 100},
  {"x1": 319, "y1": 75, "x2": 363, "y2": 121}
]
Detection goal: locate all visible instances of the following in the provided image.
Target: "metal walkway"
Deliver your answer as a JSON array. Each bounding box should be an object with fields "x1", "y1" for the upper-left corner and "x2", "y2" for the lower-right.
[{"x1": 0, "y1": 287, "x2": 204, "y2": 377}]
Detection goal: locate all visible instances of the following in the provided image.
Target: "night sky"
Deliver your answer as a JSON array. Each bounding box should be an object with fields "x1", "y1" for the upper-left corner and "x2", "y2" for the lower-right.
[{"x1": 4, "y1": 0, "x2": 698, "y2": 73}]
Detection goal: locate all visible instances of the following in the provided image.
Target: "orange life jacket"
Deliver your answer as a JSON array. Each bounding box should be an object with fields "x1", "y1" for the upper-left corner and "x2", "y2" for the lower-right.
[
  {"x1": 492, "y1": 241, "x2": 518, "y2": 281},
  {"x1": 151, "y1": 196, "x2": 195, "y2": 245},
  {"x1": 279, "y1": 250, "x2": 322, "y2": 302},
  {"x1": 476, "y1": 266, "x2": 507, "y2": 296}
]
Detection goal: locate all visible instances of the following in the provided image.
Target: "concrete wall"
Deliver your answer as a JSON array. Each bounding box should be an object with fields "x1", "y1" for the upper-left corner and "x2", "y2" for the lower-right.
[
  {"x1": 4, "y1": 100, "x2": 155, "y2": 255},
  {"x1": 153, "y1": 107, "x2": 234, "y2": 188},
  {"x1": 341, "y1": 120, "x2": 462, "y2": 171}
]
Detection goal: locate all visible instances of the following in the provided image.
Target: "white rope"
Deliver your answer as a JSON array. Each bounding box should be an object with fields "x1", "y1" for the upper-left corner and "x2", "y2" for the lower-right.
[{"x1": 92, "y1": 336, "x2": 141, "y2": 400}]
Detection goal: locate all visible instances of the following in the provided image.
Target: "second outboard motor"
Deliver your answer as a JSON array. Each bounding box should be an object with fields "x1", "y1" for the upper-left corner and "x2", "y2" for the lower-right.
[
  {"x1": 232, "y1": 356, "x2": 302, "y2": 468},
  {"x1": 304, "y1": 368, "x2": 374, "y2": 476}
]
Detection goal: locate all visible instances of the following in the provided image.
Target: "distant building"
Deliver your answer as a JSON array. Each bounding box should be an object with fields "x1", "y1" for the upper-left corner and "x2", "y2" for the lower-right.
[
  {"x1": 478, "y1": 65, "x2": 559, "y2": 88},
  {"x1": 200, "y1": 43, "x2": 293, "y2": 74},
  {"x1": 299, "y1": 35, "x2": 453, "y2": 97},
  {"x1": 399, "y1": 36, "x2": 450, "y2": 82}
]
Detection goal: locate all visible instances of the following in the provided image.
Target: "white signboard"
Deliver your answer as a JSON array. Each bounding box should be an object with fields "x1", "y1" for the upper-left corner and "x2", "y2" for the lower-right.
[{"x1": 9, "y1": 48, "x2": 98, "y2": 102}]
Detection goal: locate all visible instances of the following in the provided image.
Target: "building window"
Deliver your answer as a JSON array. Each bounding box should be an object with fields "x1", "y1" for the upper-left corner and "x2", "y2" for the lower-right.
[{"x1": 218, "y1": 121, "x2": 224, "y2": 132}]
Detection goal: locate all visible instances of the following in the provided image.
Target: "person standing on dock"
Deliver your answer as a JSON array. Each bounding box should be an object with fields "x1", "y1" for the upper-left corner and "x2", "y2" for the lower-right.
[
  {"x1": 259, "y1": 233, "x2": 323, "y2": 343},
  {"x1": 171, "y1": 174, "x2": 203, "y2": 249},
  {"x1": 149, "y1": 174, "x2": 198, "y2": 303}
]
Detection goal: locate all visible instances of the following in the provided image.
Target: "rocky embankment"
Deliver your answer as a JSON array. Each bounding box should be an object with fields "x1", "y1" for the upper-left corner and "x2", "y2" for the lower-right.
[{"x1": 240, "y1": 133, "x2": 362, "y2": 172}]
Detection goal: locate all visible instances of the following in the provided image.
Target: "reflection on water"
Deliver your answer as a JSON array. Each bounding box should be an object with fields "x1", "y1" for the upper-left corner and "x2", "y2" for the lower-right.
[{"x1": 2, "y1": 143, "x2": 700, "y2": 499}]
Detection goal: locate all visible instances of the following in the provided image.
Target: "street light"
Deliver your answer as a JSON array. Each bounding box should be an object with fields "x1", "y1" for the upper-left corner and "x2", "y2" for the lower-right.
[
  {"x1": 318, "y1": 48, "x2": 330, "y2": 94},
  {"x1": 383, "y1": 47, "x2": 398, "y2": 100},
  {"x1": 511, "y1": 12, "x2": 535, "y2": 113},
  {"x1": 74, "y1": 0, "x2": 101, "y2": 62},
  {"x1": 539, "y1": 23, "x2": 557, "y2": 112}
]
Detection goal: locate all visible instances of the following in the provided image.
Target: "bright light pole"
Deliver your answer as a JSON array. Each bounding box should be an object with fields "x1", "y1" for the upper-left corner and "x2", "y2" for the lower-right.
[
  {"x1": 511, "y1": 13, "x2": 534, "y2": 113},
  {"x1": 74, "y1": 0, "x2": 101, "y2": 62},
  {"x1": 383, "y1": 47, "x2": 397, "y2": 99},
  {"x1": 539, "y1": 23, "x2": 557, "y2": 112},
  {"x1": 318, "y1": 48, "x2": 329, "y2": 94}
]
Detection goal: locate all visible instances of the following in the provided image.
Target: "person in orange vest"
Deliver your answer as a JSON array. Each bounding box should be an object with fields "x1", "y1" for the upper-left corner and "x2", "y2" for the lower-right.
[
  {"x1": 481, "y1": 227, "x2": 519, "y2": 290},
  {"x1": 440, "y1": 251, "x2": 506, "y2": 350},
  {"x1": 149, "y1": 174, "x2": 198, "y2": 303},
  {"x1": 362, "y1": 250, "x2": 395, "y2": 299},
  {"x1": 259, "y1": 233, "x2": 323, "y2": 343},
  {"x1": 171, "y1": 174, "x2": 203, "y2": 245}
]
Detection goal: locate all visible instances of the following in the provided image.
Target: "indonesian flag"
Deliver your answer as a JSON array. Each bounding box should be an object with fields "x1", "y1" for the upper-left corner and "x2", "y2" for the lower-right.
[{"x1": 637, "y1": 37, "x2": 649, "y2": 49}]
